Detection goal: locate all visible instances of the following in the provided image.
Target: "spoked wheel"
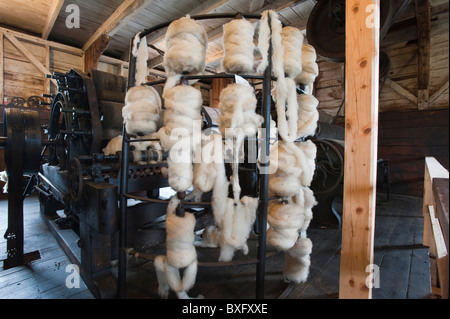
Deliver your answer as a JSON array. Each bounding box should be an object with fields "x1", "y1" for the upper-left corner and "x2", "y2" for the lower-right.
[
  {"x1": 47, "y1": 92, "x2": 70, "y2": 169},
  {"x1": 310, "y1": 139, "x2": 344, "y2": 195}
]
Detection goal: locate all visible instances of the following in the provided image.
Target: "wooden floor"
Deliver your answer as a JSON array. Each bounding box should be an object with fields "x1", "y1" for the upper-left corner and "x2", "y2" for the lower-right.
[{"x1": 0, "y1": 192, "x2": 432, "y2": 299}]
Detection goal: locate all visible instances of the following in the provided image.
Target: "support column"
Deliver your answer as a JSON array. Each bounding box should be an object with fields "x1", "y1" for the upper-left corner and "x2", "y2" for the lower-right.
[{"x1": 339, "y1": 0, "x2": 380, "y2": 299}]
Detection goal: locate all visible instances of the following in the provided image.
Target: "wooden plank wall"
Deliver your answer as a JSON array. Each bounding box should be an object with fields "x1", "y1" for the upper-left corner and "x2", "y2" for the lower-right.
[
  {"x1": 314, "y1": 10, "x2": 449, "y2": 197},
  {"x1": 378, "y1": 108, "x2": 449, "y2": 197},
  {"x1": 315, "y1": 10, "x2": 449, "y2": 117},
  {"x1": 0, "y1": 28, "x2": 127, "y2": 105}
]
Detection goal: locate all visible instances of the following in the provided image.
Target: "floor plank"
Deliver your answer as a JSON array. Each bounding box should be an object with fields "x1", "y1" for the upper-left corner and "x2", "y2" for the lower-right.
[{"x1": 0, "y1": 193, "x2": 432, "y2": 299}]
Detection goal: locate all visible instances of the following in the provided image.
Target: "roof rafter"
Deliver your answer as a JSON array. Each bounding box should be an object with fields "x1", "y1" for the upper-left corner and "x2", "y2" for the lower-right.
[
  {"x1": 82, "y1": 0, "x2": 153, "y2": 52},
  {"x1": 42, "y1": 0, "x2": 64, "y2": 40}
]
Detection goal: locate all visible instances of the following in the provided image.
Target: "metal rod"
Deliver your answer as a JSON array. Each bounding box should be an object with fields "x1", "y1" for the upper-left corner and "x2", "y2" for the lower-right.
[
  {"x1": 124, "y1": 193, "x2": 211, "y2": 207},
  {"x1": 125, "y1": 248, "x2": 281, "y2": 268},
  {"x1": 255, "y1": 36, "x2": 272, "y2": 300},
  {"x1": 118, "y1": 124, "x2": 130, "y2": 299}
]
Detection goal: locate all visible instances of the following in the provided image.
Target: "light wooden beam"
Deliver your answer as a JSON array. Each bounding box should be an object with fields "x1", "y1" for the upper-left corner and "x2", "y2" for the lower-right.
[
  {"x1": 339, "y1": 0, "x2": 380, "y2": 299},
  {"x1": 3, "y1": 30, "x2": 57, "y2": 87},
  {"x1": 42, "y1": 0, "x2": 64, "y2": 40},
  {"x1": 82, "y1": 0, "x2": 153, "y2": 52}
]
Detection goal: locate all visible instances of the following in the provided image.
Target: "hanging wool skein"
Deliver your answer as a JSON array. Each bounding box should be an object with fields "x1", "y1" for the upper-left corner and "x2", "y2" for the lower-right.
[
  {"x1": 122, "y1": 85, "x2": 162, "y2": 136},
  {"x1": 257, "y1": 10, "x2": 299, "y2": 143},
  {"x1": 154, "y1": 196, "x2": 202, "y2": 299},
  {"x1": 163, "y1": 15, "x2": 207, "y2": 93},
  {"x1": 295, "y1": 43, "x2": 319, "y2": 90},
  {"x1": 267, "y1": 140, "x2": 317, "y2": 282},
  {"x1": 217, "y1": 83, "x2": 263, "y2": 203},
  {"x1": 281, "y1": 26, "x2": 304, "y2": 79},
  {"x1": 195, "y1": 83, "x2": 262, "y2": 262},
  {"x1": 158, "y1": 84, "x2": 202, "y2": 193},
  {"x1": 200, "y1": 147, "x2": 259, "y2": 262},
  {"x1": 222, "y1": 18, "x2": 255, "y2": 74}
]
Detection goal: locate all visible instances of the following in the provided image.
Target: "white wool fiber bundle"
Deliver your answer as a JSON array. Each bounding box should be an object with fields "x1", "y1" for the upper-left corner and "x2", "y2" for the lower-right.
[
  {"x1": 294, "y1": 186, "x2": 317, "y2": 237},
  {"x1": 165, "y1": 197, "x2": 197, "y2": 268},
  {"x1": 102, "y1": 135, "x2": 123, "y2": 155},
  {"x1": 297, "y1": 94, "x2": 319, "y2": 139},
  {"x1": 158, "y1": 85, "x2": 202, "y2": 151},
  {"x1": 153, "y1": 196, "x2": 202, "y2": 299},
  {"x1": 1, "y1": 170, "x2": 8, "y2": 193},
  {"x1": 294, "y1": 140, "x2": 317, "y2": 186},
  {"x1": 258, "y1": 10, "x2": 302, "y2": 143},
  {"x1": 218, "y1": 196, "x2": 258, "y2": 261},
  {"x1": 157, "y1": 85, "x2": 202, "y2": 192},
  {"x1": 267, "y1": 199, "x2": 306, "y2": 251},
  {"x1": 217, "y1": 83, "x2": 262, "y2": 137},
  {"x1": 283, "y1": 237, "x2": 312, "y2": 283},
  {"x1": 135, "y1": 35, "x2": 149, "y2": 85},
  {"x1": 272, "y1": 77, "x2": 299, "y2": 143},
  {"x1": 222, "y1": 19, "x2": 255, "y2": 74},
  {"x1": 268, "y1": 140, "x2": 316, "y2": 198},
  {"x1": 218, "y1": 83, "x2": 262, "y2": 202},
  {"x1": 163, "y1": 16, "x2": 207, "y2": 78},
  {"x1": 193, "y1": 131, "x2": 222, "y2": 193},
  {"x1": 122, "y1": 85, "x2": 162, "y2": 136},
  {"x1": 281, "y1": 26, "x2": 304, "y2": 79},
  {"x1": 295, "y1": 44, "x2": 319, "y2": 85}
]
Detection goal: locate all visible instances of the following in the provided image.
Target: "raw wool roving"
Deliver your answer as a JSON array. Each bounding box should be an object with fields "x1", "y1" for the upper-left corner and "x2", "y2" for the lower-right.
[
  {"x1": 122, "y1": 85, "x2": 162, "y2": 136},
  {"x1": 0, "y1": 170, "x2": 8, "y2": 193},
  {"x1": 222, "y1": 18, "x2": 255, "y2": 74},
  {"x1": 158, "y1": 84, "x2": 202, "y2": 192},
  {"x1": 134, "y1": 33, "x2": 149, "y2": 85},
  {"x1": 268, "y1": 140, "x2": 317, "y2": 198},
  {"x1": 163, "y1": 15, "x2": 207, "y2": 93},
  {"x1": 257, "y1": 10, "x2": 299, "y2": 143},
  {"x1": 217, "y1": 83, "x2": 263, "y2": 203},
  {"x1": 192, "y1": 131, "x2": 222, "y2": 193},
  {"x1": 283, "y1": 237, "x2": 313, "y2": 283},
  {"x1": 296, "y1": 93, "x2": 319, "y2": 139},
  {"x1": 281, "y1": 26, "x2": 304, "y2": 79},
  {"x1": 267, "y1": 139, "x2": 317, "y2": 282},
  {"x1": 267, "y1": 198, "x2": 306, "y2": 251},
  {"x1": 295, "y1": 44, "x2": 319, "y2": 87},
  {"x1": 154, "y1": 196, "x2": 202, "y2": 299},
  {"x1": 205, "y1": 152, "x2": 259, "y2": 262},
  {"x1": 102, "y1": 135, "x2": 123, "y2": 156}
]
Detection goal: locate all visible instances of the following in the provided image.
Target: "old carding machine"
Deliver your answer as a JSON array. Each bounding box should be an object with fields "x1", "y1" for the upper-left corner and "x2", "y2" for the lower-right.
[{"x1": 1, "y1": 68, "x2": 178, "y2": 298}]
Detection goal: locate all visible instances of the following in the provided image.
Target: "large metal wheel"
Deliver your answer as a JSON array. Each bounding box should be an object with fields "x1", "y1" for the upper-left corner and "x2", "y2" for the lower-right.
[
  {"x1": 310, "y1": 139, "x2": 344, "y2": 195},
  {"x1": 307, "y1": 0, "x2": 393, "y2": 63},
  {"x1": 3, "y1": 108, "x2": 42, "y2": 175}
]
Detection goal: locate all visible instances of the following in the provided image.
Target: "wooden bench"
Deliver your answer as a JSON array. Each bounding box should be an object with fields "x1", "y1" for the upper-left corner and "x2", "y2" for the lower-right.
[{"x1": 423, "y1": 157, "x2": 449, "y2": 299}]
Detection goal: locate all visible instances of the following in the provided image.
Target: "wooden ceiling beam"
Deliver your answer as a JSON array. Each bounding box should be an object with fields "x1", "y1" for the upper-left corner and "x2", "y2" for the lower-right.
[
  {"x1": 42, "y1": 0, "x2": 64, "y2": 40},
  {"x1": 82, "y1": 0, "x2": 153, "y2": 52}
]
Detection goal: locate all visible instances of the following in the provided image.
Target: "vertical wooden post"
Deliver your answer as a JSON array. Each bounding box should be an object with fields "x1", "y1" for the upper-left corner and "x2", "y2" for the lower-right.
[{"x1": 339, "y1": 0, "x2": 380, "y2": 299}]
